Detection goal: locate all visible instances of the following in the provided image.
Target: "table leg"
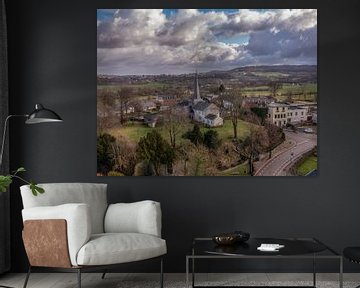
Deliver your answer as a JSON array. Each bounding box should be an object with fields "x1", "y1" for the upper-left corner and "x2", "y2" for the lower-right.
[
  {"x1": 339, "y1": 257, "x2": 343, "y2": 288},
  {"x1": 192, "y1": 247, "x2": 195, "y2": 288},
  {"x1": 192, "y1": 257, "x2": 195, "y2": 288},
  {"x1": 313, "y1": 254, "x2": 316, "y2": 287},
  {"x1": 186, "y1": 257, "x2": 189, "y2": 288}
]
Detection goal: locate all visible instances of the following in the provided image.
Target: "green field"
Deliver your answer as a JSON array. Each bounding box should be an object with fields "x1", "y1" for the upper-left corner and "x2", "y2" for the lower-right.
[
  {"x1": 105, "y1": 119, "x2": 254, "y2": 145},
  {"x1": 242, "y1": 83, "x2": 317, "y2": 99},
  {"x1": 297, "y1": 155, "x2": 317, "y2": 176},
  {"x1": 98, "y1": 82, "x2": 168, "y2": 90},
  {"x1": 98, "y1": 81, "x2": 317, "y2": 103},
  {"x1": 250, "y1": 72, "x2": 289, "y2": 78}
]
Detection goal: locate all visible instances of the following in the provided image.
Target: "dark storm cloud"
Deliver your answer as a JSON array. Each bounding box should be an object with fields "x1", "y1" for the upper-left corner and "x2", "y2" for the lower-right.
[
  {"x1": 246, "y1": 27, "x2": 317, "y2": 60},
  {"x1": 97, "y1": 9, "x2": 317, "y2": 75}
]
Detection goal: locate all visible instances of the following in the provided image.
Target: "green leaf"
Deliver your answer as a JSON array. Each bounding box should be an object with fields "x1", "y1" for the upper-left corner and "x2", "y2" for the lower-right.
[
  {"x1": 15, "y1": 167, "x2": 26, "y2": 173},
  {"x1": 29, "y1": 182, "x2": 44, "y2": 196},
  {"x1": 35, "y1": 185, "x2": 45, "y2": 194},
  {"x1": 0, "y1": 175, "x2": 13, "y2": 192}
]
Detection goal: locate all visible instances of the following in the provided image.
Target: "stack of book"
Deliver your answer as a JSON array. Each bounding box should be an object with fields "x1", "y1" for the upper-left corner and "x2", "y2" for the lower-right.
[{"x1": 257, "y1": 243, "x2": 285, "y2": 252}]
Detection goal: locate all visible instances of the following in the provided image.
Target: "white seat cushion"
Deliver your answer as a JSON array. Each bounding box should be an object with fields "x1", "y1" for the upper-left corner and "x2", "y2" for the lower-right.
[{"x1": 76, "y1": 233, "x2": 167, "y2": 266}]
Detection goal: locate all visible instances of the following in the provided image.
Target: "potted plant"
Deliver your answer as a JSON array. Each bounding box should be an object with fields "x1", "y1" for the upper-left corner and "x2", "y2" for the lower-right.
[{"x1": 0, "y1": 167, "x2": 44, "y2": 196}]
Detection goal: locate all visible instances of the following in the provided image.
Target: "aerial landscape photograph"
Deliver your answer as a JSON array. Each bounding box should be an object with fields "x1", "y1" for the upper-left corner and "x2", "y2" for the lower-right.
[{"x1": 97, "y1": 9, "x2": 317, "y2": 176}]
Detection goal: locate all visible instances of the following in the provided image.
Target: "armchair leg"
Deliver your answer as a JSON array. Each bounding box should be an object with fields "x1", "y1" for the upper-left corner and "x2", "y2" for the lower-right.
[
  {"x1": 160, "y1": 257, "x2": 164, "y2": 288},
  {"x1": 77, "y1": 269, "x2": 81, "y2": 288},
  {"x1": 23, "y1": 266, "x2": 31, "y2": 288},
  {"x1": 101, "y1": 270, "x2": 107, "y2": 279}
]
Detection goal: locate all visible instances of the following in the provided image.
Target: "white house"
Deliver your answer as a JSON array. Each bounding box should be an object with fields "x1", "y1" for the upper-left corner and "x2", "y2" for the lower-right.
[
  {"x1": 312, "y1": 111, "x2": 318, "y2": 124},
  {"x1": 287, "y1": 105, "x2": 308, "y2": 124},
  {"x1": 193, "y1": 101, "x2": 223, "y2": 127},
  {"x1": 141, "y1": 100, "x2": 157, "y2": 111},
  {"x1": 191, "y1": 72, "x2": 223, "y2": 127},
  {"x1": 267, "y1": 102, "x2": 310, "y2": 127},
  {"x1": 267, "y1": 103, "x2": 289, "y2": 127}
]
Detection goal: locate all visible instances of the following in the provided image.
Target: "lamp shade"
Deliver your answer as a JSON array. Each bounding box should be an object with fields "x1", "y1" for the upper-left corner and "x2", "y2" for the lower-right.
[{"x1": 25, "y1": 104, "x2": 63, "y2": 124}]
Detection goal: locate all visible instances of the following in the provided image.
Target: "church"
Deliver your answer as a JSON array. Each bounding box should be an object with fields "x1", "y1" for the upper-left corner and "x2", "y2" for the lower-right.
[{"x1": 191, "y1": 72, "x2": 223, "y2": 127}]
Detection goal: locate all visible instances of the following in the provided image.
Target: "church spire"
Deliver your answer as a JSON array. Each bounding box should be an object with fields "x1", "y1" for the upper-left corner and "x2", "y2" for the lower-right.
[{"x1": 193, "y1": 70, "x2": 201, "y2": 104}]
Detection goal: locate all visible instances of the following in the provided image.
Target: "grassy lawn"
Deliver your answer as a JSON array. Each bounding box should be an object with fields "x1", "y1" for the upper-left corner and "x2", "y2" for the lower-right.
[
  {"x1": 105, "y1": 119, "x2": 253, "y2": 145},
  {"x1": 297, "y1": 155, "x2": 317, "y2": 176},
  {"x1": 107, "y1": 121, "x2": 151, "y2": 142},
  {"x1": 219, "y1": 162, "x2": 250, "y2": 176},
  {"x1": 206, "y1": 119, "x2": 252, "y2": 140}
]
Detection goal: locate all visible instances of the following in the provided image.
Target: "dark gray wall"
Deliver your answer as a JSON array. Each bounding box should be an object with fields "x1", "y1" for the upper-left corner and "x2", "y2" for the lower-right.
[{"x1": 5, "y1": 0, "x2": 360, "y2": 273}]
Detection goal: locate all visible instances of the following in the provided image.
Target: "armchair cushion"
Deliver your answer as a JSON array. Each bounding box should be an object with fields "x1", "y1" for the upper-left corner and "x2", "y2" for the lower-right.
[
  {"x1": 21, "y1": 183, "x2": 108, "y2": 234},
  {"x1": 22, "y1": 203, "x2": 91, "y2": 266},
  {"x1": 76, "y1": 233, "x2": 166, "y2": 266},
  {"x1": 104, "y1": 201, "x2": 162, "y2": 237}
]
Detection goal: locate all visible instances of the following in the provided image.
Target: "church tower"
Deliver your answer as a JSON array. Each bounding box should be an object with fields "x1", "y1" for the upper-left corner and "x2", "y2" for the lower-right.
[{"x1": 192, "y1": 71, "x2": 202, "y2": 105}]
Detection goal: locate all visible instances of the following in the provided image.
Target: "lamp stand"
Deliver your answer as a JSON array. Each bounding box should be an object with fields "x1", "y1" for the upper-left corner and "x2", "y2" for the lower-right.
[{"x1": 0, "y1": 114, "x2": 28, "y2": 168}]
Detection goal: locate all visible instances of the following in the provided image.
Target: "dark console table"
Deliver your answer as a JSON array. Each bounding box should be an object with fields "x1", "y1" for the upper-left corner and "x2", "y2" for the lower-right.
[{"x1": 186, "y1": 237, "x2": 343, "y2": 288}]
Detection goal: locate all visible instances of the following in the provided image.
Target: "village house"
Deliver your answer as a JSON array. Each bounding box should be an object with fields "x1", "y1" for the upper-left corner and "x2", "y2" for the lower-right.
[
  {"x1": 312, "y1": 111, "x2": 317, "y2": 124},
  {"x1": 156, "y1": 95, "x2": 179, "y2": 111},
  {"x1": 190, "y1": 72, "x2": 223, "y2": 127},
  {"x1": 192, "y1": 101, "x2": 223, "y2": 127},
  {"x1": 141, "y1": 100, "x2": 157, "y2": 111},
  {"x1": 144, "y1": 113, "x2": 159, "y2": 128},
  {"x1": 267, "y1": 102, "x2": 288, "y2": 127},
  {"x1": 267, "y1": 102, "x2": 311, "y2": 127},
  {"x1": 287, "y1": 105, "x2": 308, "y2": 124},
  {"x1": 243, "y1": 96, "x2": 276, "y2": 108},
  {"x1": 156, "y1": 95, "x2": 178, "y2": 106}
]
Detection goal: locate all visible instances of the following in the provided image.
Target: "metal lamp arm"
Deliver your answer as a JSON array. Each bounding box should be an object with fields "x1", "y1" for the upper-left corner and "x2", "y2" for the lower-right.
[{"x1": 0, "y1": 114, "x2": 28, "y2": 168}]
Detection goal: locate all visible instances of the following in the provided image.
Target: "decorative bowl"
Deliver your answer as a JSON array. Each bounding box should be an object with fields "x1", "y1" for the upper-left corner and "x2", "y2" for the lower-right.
[
  {"x1": 233, "y1": 230, "x2": 250, "y2": 242},
  {"x1": 212, "y1": 231, "x2": 250, "y2": 246},
  {"x1": 212, "y1": 233, "x2": 238, "y2": 245}
]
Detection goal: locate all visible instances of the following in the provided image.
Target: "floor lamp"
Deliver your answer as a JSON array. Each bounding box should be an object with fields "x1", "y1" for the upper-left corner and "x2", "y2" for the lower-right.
[
  {"x1": 0, "y1": 104, "x2": 63, "y2": 167},
  {"x1": 0, "y1": 103, "x2": 62, "y2": 288}
]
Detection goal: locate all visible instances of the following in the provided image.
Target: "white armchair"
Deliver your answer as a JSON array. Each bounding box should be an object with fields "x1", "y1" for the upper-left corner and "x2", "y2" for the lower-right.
[{"x1": 20, "y1": 183, "x2": 166, "y2": 288}]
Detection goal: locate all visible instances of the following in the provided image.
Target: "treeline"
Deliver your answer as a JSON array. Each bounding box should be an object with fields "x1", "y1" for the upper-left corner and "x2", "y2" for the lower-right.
[
  {"x1": 97, "y1": 125, "x2": 221, "y2": 176},
  {"x1": 97, "y1": 121, "x2": 284, "y2": 176}
]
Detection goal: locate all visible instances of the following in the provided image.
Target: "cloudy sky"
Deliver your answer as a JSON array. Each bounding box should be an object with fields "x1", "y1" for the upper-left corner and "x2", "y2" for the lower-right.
[{"x1": 97, "y1": 9, "x2": 317, "y2": 75}]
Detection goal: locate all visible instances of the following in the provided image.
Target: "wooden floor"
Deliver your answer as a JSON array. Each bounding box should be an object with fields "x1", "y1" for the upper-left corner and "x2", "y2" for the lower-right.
[{"x1": 0, "y1": 273, "x2": 359, "y2": 288}]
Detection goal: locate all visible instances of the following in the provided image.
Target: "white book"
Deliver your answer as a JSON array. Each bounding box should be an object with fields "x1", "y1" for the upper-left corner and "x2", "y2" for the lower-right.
[{"x1": 257, "y1": 243, "x2": 285, "y2": 251}]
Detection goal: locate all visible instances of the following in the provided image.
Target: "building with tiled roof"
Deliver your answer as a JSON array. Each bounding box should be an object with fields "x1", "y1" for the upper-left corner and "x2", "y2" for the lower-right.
[{"x1": 191, "y1": 72, "x2": 223, "y2": 127}]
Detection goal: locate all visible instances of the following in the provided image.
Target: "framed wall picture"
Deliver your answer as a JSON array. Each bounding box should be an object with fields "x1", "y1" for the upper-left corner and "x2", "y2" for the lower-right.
[{"x1": 97, "y1": 9, "x2": 317, "y2": 176}]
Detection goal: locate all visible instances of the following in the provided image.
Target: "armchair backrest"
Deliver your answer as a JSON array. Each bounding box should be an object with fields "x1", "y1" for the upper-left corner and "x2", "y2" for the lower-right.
[{"x1": 20, "y1": 183, "x2": 108, "y2": 234}]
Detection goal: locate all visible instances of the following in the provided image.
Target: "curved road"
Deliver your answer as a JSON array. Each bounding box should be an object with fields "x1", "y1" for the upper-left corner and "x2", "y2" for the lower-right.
[{"x1": 255, "y1": 131, "x2": 317, "y2": 176}]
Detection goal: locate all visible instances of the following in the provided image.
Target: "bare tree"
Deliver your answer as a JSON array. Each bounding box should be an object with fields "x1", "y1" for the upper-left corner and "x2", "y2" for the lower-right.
[
  {"x1": 268, "y1": 81, "x2": 283, "y2": 98},
  {"x1": 241, "y1": 108, "x2": 262, "y2": 126},
  {"x1": 286, "y1": 91, "x2": 294, "y2": 103},
  {"x1": 264, "y1": 123, "x2": 285, "y2": 158},
  {"x1": 116, "y1": 87, "x2": 133, "y2": 124},
  {"x1": 97, "y1": 89, "x2": 116, "y2": 131},
  {"x1": 163, "y1": 106, "x2": 188, "y2": 148},
  {"x1": 112, "y1": 137, "x2": 137, "y2": 176},
  {"x1": 234, "y1": 127, "x2": 268, "y2": 176},
  {"x1": 187, "y1": 145, "x2": 214, "y2": 176},
  {"x1": 221, "y1": 88, "x2": 243, "y2": 139}
]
